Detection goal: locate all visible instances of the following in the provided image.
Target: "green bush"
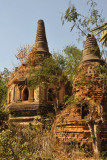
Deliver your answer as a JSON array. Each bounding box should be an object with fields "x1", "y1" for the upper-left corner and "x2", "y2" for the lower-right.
[{"x1": 0, "y1": 123, "x2": 54, "y2": 160}]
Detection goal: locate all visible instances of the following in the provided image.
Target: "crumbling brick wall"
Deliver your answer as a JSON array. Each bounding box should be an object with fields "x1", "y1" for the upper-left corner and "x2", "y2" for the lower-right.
[{"x1": 53, "y1": 60, "x2": 107, "y2": 151}]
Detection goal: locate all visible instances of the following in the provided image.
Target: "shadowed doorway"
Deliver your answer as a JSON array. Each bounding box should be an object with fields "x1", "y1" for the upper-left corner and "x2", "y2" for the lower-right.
[
  {"x1": 23, "y1": 87, "x2": 29, "y2": 101},
  {"x1": 82, "y1": 103, "x2": 89, "y2": 119}
]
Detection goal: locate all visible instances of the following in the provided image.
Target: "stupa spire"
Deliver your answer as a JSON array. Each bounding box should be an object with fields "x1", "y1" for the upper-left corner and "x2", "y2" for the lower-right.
[
  {"x1": 82, "y1": 34, "x2": 101, "y2": 62},
  {"x1": 34, "y1": 19, "x2": 49, "y2": 53}
]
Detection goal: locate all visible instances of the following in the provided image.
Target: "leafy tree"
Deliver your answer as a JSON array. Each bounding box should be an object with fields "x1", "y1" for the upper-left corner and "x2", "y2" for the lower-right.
[
  {"x1": 0, "y1": 68, "x2": 9, "y2": 108},
  {"x1": 0, "y1": 68, "x2": 9, "y2": 127},
  {"x1": 28, "y1": 53, "x2": 66, "y2": 114},
  {"x1": 63, "y1": 45, "x2": 82, "y2": 85},
  {"x1": 61, "y1": 0, "x2": 105, "y2": 42}
]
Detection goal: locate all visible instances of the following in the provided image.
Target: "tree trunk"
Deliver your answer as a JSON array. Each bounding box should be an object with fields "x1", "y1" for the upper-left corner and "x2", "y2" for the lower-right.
[{"x1": 88, "y1": 123, "x2": 101, "y2": 158}]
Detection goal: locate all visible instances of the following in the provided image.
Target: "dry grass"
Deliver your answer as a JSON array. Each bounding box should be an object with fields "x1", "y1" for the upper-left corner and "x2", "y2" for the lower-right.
[{"x1": 0, "y1": 121, "x2": 106, "y2": 160}]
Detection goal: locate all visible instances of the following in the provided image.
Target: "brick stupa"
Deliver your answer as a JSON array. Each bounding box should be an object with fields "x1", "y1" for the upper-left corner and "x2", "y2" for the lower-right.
[
  {"x1": 53, "y1": 34, "x2": 107, "y2": 154},
  {"x1": 6, "y1": 20, "x2": 65, "y2": 125}
]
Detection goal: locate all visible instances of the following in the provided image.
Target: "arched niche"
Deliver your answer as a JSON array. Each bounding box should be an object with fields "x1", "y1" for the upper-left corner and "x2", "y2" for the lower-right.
[
  {"x1": 22, "y1": 87, "x2": 29, "y2": 101},
  {"x1": 82, "y1": 103, "x2": 89, "y2": 119},
  {"x1": 48, "y1": 88, "x2": 54, "y2": 101}
]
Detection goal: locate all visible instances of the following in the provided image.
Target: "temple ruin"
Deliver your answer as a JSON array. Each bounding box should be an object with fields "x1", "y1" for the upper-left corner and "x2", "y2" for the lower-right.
[
  {"x1": 6, "y1": 20, "x2": 107, "y2": 153},
  {"x1": 53, "y1": 34, "x2": 107, "y2": 153},
  {"x1": 6, "y1": 20, "x2": 65, "y2": 125}
]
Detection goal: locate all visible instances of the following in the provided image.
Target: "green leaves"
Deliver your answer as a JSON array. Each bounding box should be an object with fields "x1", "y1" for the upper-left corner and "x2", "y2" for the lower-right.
[
  {"x1": 28, "y1": 46, "x2": 82, "y2": 109},
  {"x1": 28, "y1": 46, "x2": 82, "y2": 90},
  {"x1": 28, "y1": 53, "x2": 66, "y2": 89},
  {"x1": 62, "y1": 0, "x2": 105, "y2": 42},
  {"x1": 0, "y1": 68, "x2": 9, "y2": 108},
  {"x1": 64, "y1": 5, "x2": 79, "y2": 23},
  {"x1": 0, "y1": 110, "x2": 8, "y2": 125},
  {"x1": 63, "y1": 45, "x2": 82, "y2": 85},
  {"x1": 0, "y1": 125, "x2": 53, "y2": 160}
]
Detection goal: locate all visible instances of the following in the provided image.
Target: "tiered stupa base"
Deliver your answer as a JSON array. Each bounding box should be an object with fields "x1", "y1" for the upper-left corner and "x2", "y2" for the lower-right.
[{"x1": 7, "y1": 102, "x2": 39, "y2": 126}]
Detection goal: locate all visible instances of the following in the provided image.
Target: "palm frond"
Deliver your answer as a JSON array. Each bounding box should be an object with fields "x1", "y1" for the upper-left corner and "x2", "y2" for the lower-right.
[
  {"x1": 100, "y1": 30, "x2": 107, "y2": 46},
  {"x1": 90, "y1": 22, "x2": 107, "y2": 33},
  {"x1": 90, "y1": 22, "x2": 107, "y2": 46}
]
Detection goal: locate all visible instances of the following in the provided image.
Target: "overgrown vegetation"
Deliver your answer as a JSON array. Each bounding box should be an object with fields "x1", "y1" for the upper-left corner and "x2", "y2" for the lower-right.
[
  {"x1": 28, "y1": 46, "x2": 82, "y2": 114},
  {"x1": 0, "y1": 0, "x2": 106, "y2": 159},
  {"x1": 0, "y1": 123, "x2": 53, "y2": 160},
  {"x1": 0, "y1": 121, "x2": 106, "y2": 160},
  {"x1": 63, "y1": 45, "x2": 82, "y2": 84},
  {"x1": 0, "y1": 68, "x2": 9, "y2": 108},
  {"x1": 0, "y1": 68, "x2": 9, "y2": 130}
]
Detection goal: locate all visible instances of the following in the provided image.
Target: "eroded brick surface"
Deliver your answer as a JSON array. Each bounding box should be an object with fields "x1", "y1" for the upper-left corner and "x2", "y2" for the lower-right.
[{"x1": 53, "y1": 34, "x2": 107, "y2": 151}]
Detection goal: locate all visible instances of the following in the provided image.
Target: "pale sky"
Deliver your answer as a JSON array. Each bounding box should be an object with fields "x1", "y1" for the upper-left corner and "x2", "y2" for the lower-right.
[{"x1": 0, "y1": 0, "x2": 107, "y2": 71}]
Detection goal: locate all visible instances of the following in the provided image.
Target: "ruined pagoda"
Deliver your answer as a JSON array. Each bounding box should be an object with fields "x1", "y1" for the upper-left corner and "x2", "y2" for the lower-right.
[
  {"x1": 6, "y1": 20, "x2": 65, "y2": 125},
  {"x1": 54, "y1": 34, "x2": 107, "y2": 154}
]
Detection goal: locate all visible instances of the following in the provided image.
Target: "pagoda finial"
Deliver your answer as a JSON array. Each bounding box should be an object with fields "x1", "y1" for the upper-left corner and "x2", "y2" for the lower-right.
[
  {"x1": 82, "y1": 34, "x2": 101, "y2": 62},
  {"x1": 34, "y1": 19, "x2": 49, "y2": 53}
]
